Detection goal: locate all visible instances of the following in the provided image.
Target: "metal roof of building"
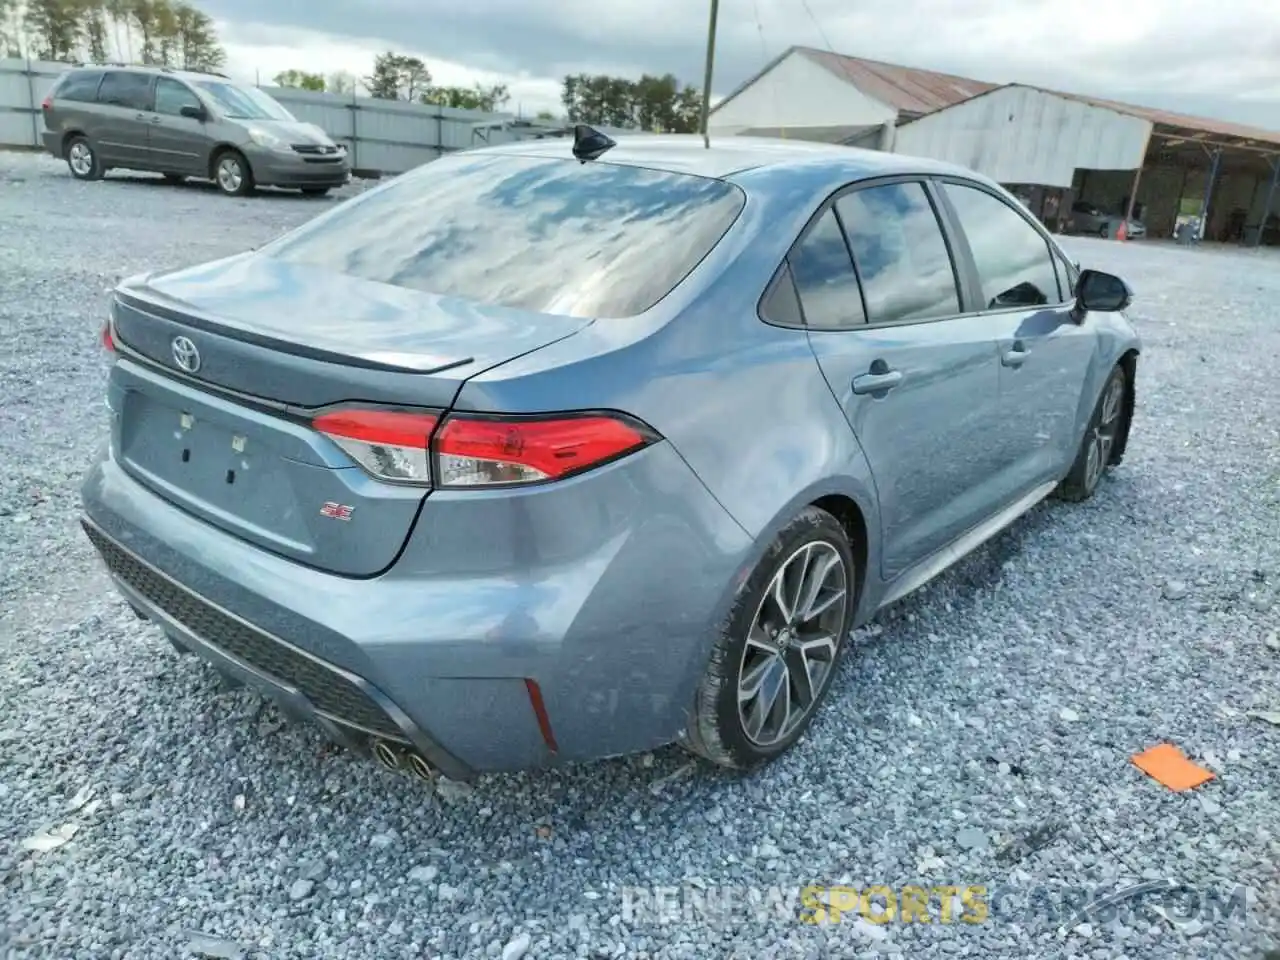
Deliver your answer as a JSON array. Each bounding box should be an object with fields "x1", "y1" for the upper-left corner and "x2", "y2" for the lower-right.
[
  {"x1": 711, "y1": 45, "x2": 998, "y2": 120},
  {"x1": 796, "y1": 47, "x2": 998, "y2": 117},
  {"x1": 713, "y1": 45, "x2": 1280, "y2": 153}
]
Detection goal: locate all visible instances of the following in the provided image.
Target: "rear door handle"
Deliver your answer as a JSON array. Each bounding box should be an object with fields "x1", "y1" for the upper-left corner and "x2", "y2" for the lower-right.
[
  {"x1": 1002, "y1": 342, "x2": 1029, "y2": 367},
  {"x1": 851, "y1": 369, "x2": 903, "y2": 395}
]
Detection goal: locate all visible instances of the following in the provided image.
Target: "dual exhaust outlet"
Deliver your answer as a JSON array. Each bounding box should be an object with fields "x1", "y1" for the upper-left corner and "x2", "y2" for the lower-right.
[{"x1": 372, "y1": 738, "x2": 434, "y2": 782}]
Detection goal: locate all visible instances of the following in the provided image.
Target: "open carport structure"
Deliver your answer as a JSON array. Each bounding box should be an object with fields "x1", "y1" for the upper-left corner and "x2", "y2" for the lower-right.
[{"x1": 893, "y1": 84, "x2": 1280, "y2": 245}]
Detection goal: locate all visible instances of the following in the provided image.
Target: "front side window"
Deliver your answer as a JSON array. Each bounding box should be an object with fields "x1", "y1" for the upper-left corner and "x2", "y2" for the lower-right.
[
  {"x1": 836, "y1": 182, "x2": 960, "y2": 324},
  {"x1": 265, "y1": 152, "x2": 746, "y2": 320},
  {"x1": 787, "y1": 209, "x2": 864, "y2": 329},
  {"x1": 194, "y1": 81, "x2": 295, "y2": 121},
  {"x1": 56, "y1": 70, "x2": 103, "y2": 102},
  {"x1": 944, "y1": 182, "x2": 1063, "y2": 309},
  {"x1": 154, "y1": 78, "x2": 202, "y2": 116},
  {"x1": 96, "y1": 71, "x2": 153, "y2": 111}
]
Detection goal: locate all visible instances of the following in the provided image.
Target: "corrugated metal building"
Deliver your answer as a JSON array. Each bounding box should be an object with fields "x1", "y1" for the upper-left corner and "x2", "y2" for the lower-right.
[
  {"x1": 709, "y1": 46, "x2": 1280, "y2": 245},
  {"x1": 709, "y1": 45, "x2": 995, "y2": 148}
]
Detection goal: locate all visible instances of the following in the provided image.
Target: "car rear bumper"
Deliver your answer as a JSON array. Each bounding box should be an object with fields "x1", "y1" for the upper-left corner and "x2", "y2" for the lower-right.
[
  {"x1": 41, "y1": 130, "x2": 61, "y2": 156},
  {"x1": 80, "y1": 442, "x2": 753, "y2": 775}
]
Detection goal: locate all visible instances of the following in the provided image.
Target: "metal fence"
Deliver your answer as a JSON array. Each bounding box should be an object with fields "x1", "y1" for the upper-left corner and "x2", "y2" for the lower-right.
[{"x1": 0, "y1": 57, "x2": 557, "y2": 175}]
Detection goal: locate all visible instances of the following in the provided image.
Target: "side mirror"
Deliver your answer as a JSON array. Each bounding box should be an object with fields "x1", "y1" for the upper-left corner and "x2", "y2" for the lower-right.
[
  {"x1": 180, "y1": 104, "x2": 206, "y2": 121},
  {"x1": 1075, "y1": 269, "x2": 1132, "y2": 314}
]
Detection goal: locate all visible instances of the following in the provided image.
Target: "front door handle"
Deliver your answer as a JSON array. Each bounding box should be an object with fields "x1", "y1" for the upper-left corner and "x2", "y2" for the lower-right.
[
  {"x1": 1001, "y1": 342, "x2": 1029, "y2": 367},
  {"x1": 851, "y1": 369, "x2": 903, "y2": 395},
  {"x1": 150, "y1": 116, "x2": 162, "y2": 124}
]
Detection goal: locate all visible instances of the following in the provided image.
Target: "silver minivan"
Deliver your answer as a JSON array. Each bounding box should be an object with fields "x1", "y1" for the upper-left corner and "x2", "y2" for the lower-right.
[{"x1": 41, "y1": 65, "x2": 351, "y2": 197}]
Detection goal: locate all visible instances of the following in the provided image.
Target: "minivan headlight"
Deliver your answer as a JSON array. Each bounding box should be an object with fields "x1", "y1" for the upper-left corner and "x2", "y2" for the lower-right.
[{"x1": 247, "y1": 127, "x2": 290, "y2": 151}]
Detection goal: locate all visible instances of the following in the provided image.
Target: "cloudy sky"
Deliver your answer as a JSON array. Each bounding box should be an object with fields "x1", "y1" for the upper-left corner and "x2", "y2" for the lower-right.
[{"x1": 204, "y1": 0, "x2": 1280, "y2": 128}]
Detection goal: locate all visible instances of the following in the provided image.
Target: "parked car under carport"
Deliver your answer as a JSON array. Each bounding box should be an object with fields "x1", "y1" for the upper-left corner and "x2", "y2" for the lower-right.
[{"x1": 1068, "y1": 200, "x2": 1147, "y2": 239}]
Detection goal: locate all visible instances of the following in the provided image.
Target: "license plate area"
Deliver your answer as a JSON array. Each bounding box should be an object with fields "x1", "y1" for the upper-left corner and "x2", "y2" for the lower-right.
[{"x1": 119, "y1": 389, "x2": 313, "y2": 550}]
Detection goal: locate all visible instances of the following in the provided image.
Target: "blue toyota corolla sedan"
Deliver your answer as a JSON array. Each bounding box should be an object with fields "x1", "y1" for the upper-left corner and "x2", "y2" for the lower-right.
[{"x1": 81, "y1": 128, "x2": 1140, "y2": 781}]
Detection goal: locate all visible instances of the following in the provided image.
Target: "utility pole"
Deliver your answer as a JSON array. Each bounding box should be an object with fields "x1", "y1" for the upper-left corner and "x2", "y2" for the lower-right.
[{"x1": 699, "y1": 0, "x2": 720, "y2": 148}]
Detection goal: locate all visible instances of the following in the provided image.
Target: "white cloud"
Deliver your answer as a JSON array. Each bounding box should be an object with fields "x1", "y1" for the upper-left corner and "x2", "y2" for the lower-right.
[{"x1": 218, "y1": 21, "x2": 564, "y2": 116}]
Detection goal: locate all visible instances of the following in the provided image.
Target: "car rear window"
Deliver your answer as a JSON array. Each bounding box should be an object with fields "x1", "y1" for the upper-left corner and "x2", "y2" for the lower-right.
[
  {"x1": 264, "y1": 152, "x2": 746, "y2": 319},
  {"x1": 54, "y1": 70, "x2": 103, "y2": 102}
]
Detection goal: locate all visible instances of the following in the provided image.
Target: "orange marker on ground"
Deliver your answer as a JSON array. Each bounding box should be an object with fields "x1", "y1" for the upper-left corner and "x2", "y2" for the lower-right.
[{"x1": 1131, "y1": 743, "x2": 1215, "y2": 791}]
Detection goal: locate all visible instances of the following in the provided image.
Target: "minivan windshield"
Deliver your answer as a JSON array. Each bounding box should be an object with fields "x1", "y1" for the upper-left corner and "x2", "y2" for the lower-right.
[
  {"x1": 263, "y1": 152, "x2": 747, "y2": 319},
  {"x1": 194, "y1": 80, "x2": 295, "y2": 121}
]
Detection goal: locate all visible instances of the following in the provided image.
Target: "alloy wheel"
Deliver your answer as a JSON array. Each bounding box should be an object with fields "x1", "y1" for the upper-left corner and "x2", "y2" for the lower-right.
[
  {"x1": 737, "y1": 540, "x2": 849, "y2": 746},
  {"x1": 68, "y1": 142, "x2": 93, "y2": 176},
  {"x1": 216, "y1": 156, "x2": 243, "y2": 193},
  {"x1": 1084, "y1": 375, "x2": 1125, "y2": 492}
]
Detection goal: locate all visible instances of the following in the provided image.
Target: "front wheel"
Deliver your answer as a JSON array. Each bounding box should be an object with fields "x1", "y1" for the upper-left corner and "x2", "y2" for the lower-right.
[
  {"x1": 682, "y1": 506, "x2": 856, "y2": 770},
  {"x1": 1057, "y1": 365, "x2": 1128, "y2": 502},
  {"x1": 213, "y1": 150, "x2": 254, "y2": 196},
  {"x1": 66, "y1": 136, "x2": 103, "y2": 181}
]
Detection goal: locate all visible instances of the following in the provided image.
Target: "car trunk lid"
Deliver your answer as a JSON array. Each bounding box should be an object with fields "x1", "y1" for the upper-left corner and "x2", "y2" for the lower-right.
[{"x1": 108, "y1": 254, "x2": 590, "y2": 576}]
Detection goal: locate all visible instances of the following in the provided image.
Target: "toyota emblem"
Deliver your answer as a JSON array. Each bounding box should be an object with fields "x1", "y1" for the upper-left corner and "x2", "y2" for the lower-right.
[{"x1": 171, "y1": 335, "x2": 201, "y2": 373}]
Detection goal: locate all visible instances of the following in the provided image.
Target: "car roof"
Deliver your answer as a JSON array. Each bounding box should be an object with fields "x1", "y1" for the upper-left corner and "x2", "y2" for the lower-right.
[
  {"x1": 466, "y1": 133, "x2": 982, "y2": 184},
  {"x1": 66, "y1": 64, "x2": 228, "y2": 83}
]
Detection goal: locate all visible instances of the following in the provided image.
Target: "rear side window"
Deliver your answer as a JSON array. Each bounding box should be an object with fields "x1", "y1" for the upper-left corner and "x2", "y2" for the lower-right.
[
  {"x1": 266, "y1": 153, "x2": 745, "y2": 319},
  {"x1": 787, "y1": 209, "x2": 865, "y2": 329},
  {"x1": 835, "y1": 183, "x2": 960, "y2": 324},
  {"x1": 945, "y1": 182, "x2": 1063, "y2": 308},
  {"x1": 96, "y1": 71, "x2": 153, "y2": 111},
  {"x1": 54, "y1": 71, "x2": 103, "y2": 102},
  {"x1": 760, "y1": 264, "x2": 804, "y2": 326}
]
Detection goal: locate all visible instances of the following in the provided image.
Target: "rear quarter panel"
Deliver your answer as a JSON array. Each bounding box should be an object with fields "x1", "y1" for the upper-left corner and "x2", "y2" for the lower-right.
[{"x1": 457, "y1": 163, "x2": 886, "y2": 618}]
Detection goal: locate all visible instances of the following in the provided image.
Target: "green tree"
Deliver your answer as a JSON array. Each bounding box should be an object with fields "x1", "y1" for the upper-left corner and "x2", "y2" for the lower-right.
[
  {"x1": 365, "y1": 51, "x2": 430, "y2": 100},
  {"x1": 172, "y1": 1, "x2": 224, "y2": 71},
  {"x1": 82, "y1": 2, "x2": 110, "y2": 62},
  {"x1": 421, "y1": 82, "x2": 509, "y2": 112},
  {"x1": 274, "y1": 68, "x2": 325, "y2": 91},
  {"x1": 102, "y1": 0, "x2": 132, "y2": 60},
  {"x1": 24, "y1": 0, "x2": 85, "y2": 61},
  {"x1": 534, "y1": 109, "x2": 556, "y2": 122},
  {"x1": 1, "y1": 0, "x2": 26, "y2": 57},
  {"x1": 128, "y1": 0, "x2": 160, "y2": 62},
  {"x1": 561, "y1": 72, "x2": 703, "y2": 133},
  {"x1": 327, "y1": 70, "x2": 357, "y2": 95}
]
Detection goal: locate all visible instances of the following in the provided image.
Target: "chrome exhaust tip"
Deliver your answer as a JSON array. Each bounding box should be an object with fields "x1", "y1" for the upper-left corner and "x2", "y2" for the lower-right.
[
  {"x1": 372, "y1": 739, "x2": 402, "y2": 772},
  {"x1": 407, "y1": 753, "x2": 434, "y2": 782}
]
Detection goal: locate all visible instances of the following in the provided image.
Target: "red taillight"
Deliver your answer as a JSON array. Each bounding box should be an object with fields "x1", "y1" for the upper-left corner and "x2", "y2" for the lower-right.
[
  {"x1": 101, "y1": 321, "x2": 116, "y2": 352},
  {"x1": 434, "y1": 413, "x2": 652, "y2": 487},
  {"x1": 312, "y1": 409, "x2": 438, "y2": 484},
  {"x1": 41, "y1": 95, "x2": 53, "y2": 111},
  {"x1": 310, "y1": 408, "x2": 656, "y2": 488}
]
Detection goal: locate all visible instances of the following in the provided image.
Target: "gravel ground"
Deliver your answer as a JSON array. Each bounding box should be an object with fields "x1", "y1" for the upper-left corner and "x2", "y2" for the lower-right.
[{"x1": 1, "y1": 149, "x2": 1278, "y2": 960}]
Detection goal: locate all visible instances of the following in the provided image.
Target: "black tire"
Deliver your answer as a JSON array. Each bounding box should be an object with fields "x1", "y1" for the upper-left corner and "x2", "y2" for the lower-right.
[
  {"x1": 682, "y1": 506, "x2": 856, "y2": 770},
  {"x1": 65, "y1": 135, "x2": 103, "y2": 181},
  {"x1": 1057, "y1": 364, "x2": 1128, "y2": 502},
  {"x1": 301, "y1": 187, "x2": 330, "y2": 197},
  {"x1": 162, "y1": 172, "x2": 187, "y2": 184},
  {"x1": 1098, "y1": 224, "x2": 1110, "y2": 238},
  {"x1": 211, "y1": 149, "x2": 254, "y2": 196}
]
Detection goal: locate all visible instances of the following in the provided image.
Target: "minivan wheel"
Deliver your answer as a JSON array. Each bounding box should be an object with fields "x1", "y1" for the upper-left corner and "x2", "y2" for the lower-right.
[
  {"x1": 212, "y1": 149, "x2": 254, "y2": 196},
  {"x1": 1057, "y1": 364, "x2": 1128, "y2": 502},
  {"x1": 682, "y1": 506, "x2": 855, "y2": 770},
  {"x1": 65, "y1": 136, "x2": 103, "y2": 181}
]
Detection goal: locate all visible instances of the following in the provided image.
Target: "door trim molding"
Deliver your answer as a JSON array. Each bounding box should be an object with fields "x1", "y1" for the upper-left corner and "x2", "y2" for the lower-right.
[{"x1": 876, "y1": 480, "x2": 1058, "y2": 611}]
